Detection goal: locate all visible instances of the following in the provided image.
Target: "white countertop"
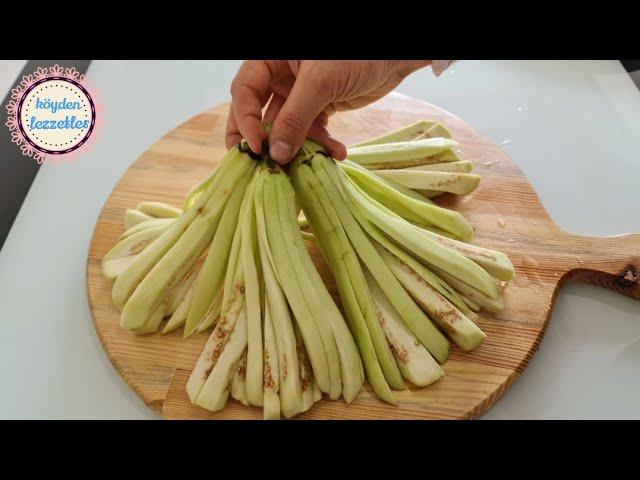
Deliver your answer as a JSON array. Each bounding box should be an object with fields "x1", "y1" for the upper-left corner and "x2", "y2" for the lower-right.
[{"x1": 1, "y1": 60, "x2": 639, "y2": 419}]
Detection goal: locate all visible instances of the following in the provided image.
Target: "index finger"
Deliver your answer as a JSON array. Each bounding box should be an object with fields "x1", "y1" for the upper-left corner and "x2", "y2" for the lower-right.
[
  {"x1": 225, "y1": 105, "x2": 242, "y2": 150},
  {"x1": 229, "y1": 61, "x2": 273, "y2": 154}
]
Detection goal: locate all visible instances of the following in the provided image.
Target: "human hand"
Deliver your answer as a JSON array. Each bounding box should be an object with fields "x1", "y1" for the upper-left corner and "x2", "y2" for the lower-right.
[{"x1": 225, "y1": 60, "x2": 435, "y2": 164}]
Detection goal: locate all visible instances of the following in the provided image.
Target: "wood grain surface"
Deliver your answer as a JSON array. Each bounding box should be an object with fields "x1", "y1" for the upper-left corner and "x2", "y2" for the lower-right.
[{"x1": 86, "y1": 93, "x2": 640, "y2": 419}]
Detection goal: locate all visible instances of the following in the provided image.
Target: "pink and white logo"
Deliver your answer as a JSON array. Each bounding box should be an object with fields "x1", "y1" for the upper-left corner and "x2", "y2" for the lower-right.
[{"x1": 5, "y1": 65, "x2": 97, "y2": 164}]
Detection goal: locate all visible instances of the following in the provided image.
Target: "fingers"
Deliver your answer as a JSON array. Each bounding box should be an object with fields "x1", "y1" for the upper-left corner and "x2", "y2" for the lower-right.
[
  {"x1": 264, "y1": 95, "x2": 345, "y2": 160},
  {"x1": 228, "y1": 61, "x2": 273, "y2": 153},
  {"x1": 268, "y1": 71, "x2": 330, "y2": 164},
  {"x1": 225, "y1": 105, "x2": 242, "y2": 150},
  {"x1": 263, "y1": 93, "x2": 285, "y2": 125},
  {"x1": 227, "y1": 61, "x2": 345, "y2": 162},
  {"x1": 231, "y1": 86, "x2": 268, "y2": 154},
  {"x1": 306, "y1": 115, "x2": 347, "y2": 160}
]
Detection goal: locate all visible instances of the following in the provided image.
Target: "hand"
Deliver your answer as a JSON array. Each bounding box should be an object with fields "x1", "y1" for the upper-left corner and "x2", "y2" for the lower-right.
[{"x1": 225, "y1": 60, "x2": 434, "y2": 164}]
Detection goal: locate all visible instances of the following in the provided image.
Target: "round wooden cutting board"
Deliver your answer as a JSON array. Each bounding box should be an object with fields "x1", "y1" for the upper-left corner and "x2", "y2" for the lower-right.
[{"x1": 87, "y1": 92, "x2": 640, "y2": 419}]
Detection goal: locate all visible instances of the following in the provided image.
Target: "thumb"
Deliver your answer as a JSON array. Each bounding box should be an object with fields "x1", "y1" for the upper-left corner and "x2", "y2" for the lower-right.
[{"x1": 268, "y1": 74, "x2": 329, "y2": 164}]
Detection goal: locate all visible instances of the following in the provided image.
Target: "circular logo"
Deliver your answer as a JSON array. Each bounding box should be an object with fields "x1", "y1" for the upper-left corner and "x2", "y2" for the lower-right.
[{"x1": 17, "y1": 77, "x2": 96, "y2": 155}]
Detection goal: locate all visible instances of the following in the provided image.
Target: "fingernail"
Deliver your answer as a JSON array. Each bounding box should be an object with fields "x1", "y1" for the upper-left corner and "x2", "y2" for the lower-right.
[
  {"x1": 270, "y1": 140, "x2": 293, "y2": 164},
  {"x1": 248, "y1": 138, "x2": 262, "y2": 155},
  {"x1": 332, "y1": 147, "x2": 347, "y2": 161}
]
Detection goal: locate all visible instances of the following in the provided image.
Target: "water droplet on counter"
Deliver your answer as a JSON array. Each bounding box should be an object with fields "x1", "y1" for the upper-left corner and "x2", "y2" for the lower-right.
[{"x1": 483, "y1": 161, "x2": 493, "y2": 167}]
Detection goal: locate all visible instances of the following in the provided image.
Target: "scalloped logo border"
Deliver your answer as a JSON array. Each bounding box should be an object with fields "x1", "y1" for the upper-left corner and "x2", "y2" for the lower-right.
[{"x1": 5, "y1": 65, "x2": 94, "y2": 164}]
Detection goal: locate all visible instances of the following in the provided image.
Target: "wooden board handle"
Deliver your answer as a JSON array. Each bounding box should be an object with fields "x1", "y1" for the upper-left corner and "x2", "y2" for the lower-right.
[{"x1": 563, "y1": 233, "x2": 640, "y2": 300}]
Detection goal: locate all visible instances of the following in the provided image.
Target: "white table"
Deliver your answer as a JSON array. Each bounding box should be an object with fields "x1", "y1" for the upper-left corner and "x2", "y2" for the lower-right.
[{"x1": 1, "y1": 60, "x2": 638, "y2": 419}]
